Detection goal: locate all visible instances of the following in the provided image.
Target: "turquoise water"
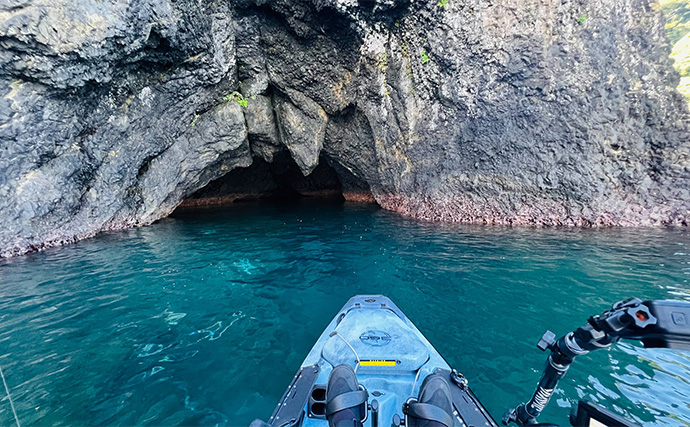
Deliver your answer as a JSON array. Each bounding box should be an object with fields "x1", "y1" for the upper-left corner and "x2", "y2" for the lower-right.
[{"x1": 1, "y1": 202, "x2": 690, "y2": 426}]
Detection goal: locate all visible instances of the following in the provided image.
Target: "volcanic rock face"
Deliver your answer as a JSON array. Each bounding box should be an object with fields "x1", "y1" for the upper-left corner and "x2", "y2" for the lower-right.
[{"x1": 1, "y1": 0, "x2": 689, "y2": 256}]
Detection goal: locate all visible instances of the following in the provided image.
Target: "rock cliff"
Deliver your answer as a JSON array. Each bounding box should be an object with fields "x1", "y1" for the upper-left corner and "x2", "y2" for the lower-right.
[{"x1": 1, "y1": 0, "x2": 689, "y2": 257}]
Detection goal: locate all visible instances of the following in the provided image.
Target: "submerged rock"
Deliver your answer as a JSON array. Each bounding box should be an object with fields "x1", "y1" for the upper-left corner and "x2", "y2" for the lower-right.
[{"x1": 0, "y1": 0, "x2": 689, "y2": 257}]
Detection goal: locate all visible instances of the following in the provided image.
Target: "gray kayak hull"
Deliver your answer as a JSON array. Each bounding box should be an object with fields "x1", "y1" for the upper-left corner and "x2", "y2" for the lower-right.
[{"x1": 266, "y1": 295, "x2": 497, "y2": 427}]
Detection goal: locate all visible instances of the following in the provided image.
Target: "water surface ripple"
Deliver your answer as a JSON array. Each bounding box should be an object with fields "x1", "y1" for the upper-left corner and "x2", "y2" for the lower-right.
[{"x1": 0, "y1": 203, "x2": 689, "y2": 425}]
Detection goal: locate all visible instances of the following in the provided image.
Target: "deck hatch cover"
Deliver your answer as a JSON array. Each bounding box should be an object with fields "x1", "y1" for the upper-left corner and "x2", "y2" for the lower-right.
[{"x1": 322, "y1": 308, "x2": 429, "y2": 371}]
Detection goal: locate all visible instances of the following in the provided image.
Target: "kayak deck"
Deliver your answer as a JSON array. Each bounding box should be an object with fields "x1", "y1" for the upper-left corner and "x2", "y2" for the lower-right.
[{"x1": 266, "y1": 295, "x2": 497, "y2": 427}]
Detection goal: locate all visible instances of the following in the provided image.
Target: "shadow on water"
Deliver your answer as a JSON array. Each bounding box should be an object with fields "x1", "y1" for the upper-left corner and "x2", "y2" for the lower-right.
[{"x1": 0, "y1": 202, "x2": 689, "y2": 425}]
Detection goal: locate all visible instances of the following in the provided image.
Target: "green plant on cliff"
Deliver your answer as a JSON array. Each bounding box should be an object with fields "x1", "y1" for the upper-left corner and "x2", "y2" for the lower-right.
[
  {"x1": 191, "y1": 113, "x2": 200, "y2": 127},
  {"x1": 420, "y1": 50, "x2": 430, "y2": 64},
  {"x1": 658, "y1": 0, "x2": 690, "y2": 105},
  {"x1": 438, "y1": 0, "x2": 448, "y2": 8},
  {"x1": 659, "y1": 0, "x2": 690, "y2": 44},
  {"x1": 577, "y1": 14, "x2": 587, "y2": 24},
  {"x1": 672, "y1": 33, "x2": 690, "y2": 76},
  {"x1": 223, "y1": 91, "x2": 249, "y2": 108},
  {"x1": 673, "y1": 36, "x2": 690, "y2": 106}
]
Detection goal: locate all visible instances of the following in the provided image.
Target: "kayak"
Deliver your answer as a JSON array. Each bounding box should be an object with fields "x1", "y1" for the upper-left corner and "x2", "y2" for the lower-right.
[
  {"x1": 251, "y1": 294, "x2": 497, "y2": 427},
  {"x1": 251, "y1": 295, "x2": 690, "y2": 427}
]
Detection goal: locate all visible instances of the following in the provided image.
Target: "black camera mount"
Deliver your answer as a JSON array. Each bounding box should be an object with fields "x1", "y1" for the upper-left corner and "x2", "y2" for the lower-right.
[{"x1": 503, "y1": 298, "x2": 690, "y2": 426}]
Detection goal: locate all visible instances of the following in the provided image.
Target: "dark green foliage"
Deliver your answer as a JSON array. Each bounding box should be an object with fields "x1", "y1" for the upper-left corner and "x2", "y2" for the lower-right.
[
  {"x1": 660, "y1": 0, "x2": 690, "y2": 44},
  {"x1": 224, "y1": 91, "x2": 249, "y2": 108}
]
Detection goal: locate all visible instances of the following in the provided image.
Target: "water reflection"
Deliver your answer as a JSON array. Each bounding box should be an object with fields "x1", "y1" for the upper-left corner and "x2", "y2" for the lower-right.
[{"x1": 0, "y1": 203, "x2": 688, "y2": 425}]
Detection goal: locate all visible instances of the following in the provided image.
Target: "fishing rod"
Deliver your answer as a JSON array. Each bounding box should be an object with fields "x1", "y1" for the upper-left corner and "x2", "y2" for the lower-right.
[
  {"x1": 0, "y1": 363, "x2": 20, "y2": 427},
  {"x1": 503, "y1": 298, "x2": 690, "y2": 426}
]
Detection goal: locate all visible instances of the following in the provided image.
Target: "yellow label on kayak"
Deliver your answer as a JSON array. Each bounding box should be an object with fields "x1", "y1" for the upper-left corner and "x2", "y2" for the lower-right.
[{"x1": 360, "y1": 360, "x2": 397, "y2": 367}]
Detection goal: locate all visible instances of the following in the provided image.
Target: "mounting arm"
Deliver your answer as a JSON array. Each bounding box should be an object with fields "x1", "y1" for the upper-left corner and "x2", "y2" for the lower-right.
[{"x1": 502, "y1": 298, "x2": 690, "y2": 426}]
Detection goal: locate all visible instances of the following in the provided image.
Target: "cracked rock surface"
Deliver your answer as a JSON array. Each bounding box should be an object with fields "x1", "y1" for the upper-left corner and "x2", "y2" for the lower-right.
[{"x1": 1, "y1": 0, "x2": 689, "y2": 257}]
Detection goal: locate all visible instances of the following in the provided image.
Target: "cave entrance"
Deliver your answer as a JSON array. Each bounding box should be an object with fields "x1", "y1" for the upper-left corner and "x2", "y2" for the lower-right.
[{"x1": 178, "y1": 153, "x2": 349, "y2": 208}]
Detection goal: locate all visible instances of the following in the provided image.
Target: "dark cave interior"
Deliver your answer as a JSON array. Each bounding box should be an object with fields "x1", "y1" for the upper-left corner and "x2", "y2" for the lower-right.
[{"x1": 177, "y1": 153, "x2": 369, "y2": 209}]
